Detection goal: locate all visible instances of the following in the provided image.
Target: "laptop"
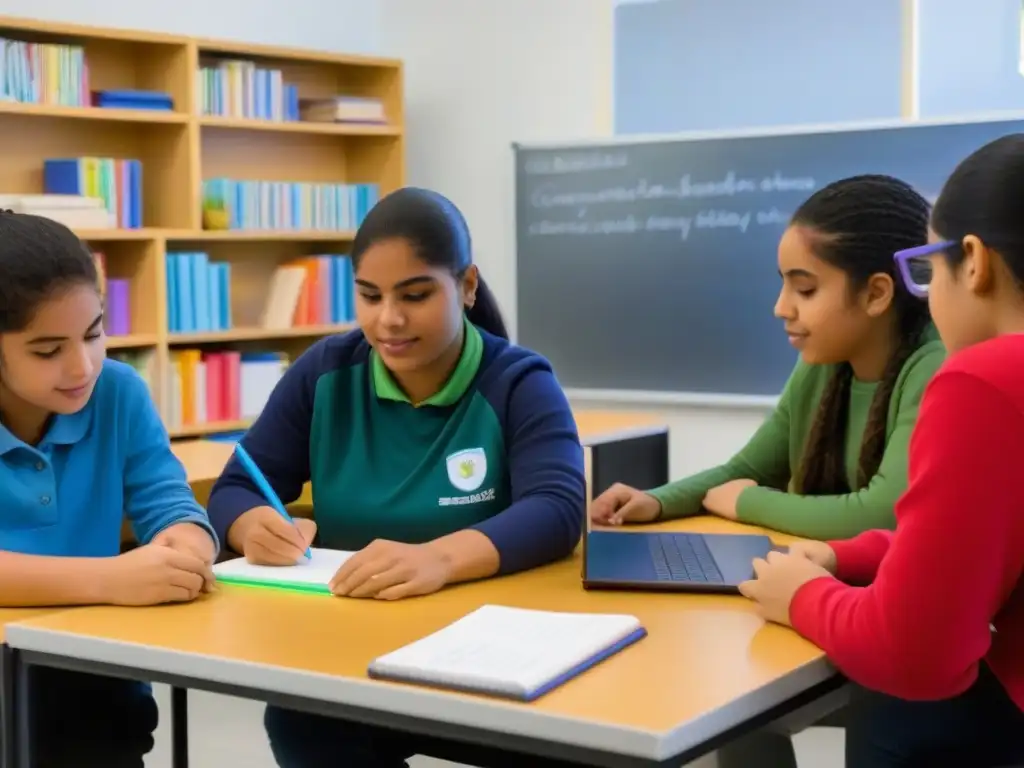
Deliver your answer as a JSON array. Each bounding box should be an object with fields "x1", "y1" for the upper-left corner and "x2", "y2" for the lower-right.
[{"x1": 581, "y1": 525, "x2": 776, "y2": 594}]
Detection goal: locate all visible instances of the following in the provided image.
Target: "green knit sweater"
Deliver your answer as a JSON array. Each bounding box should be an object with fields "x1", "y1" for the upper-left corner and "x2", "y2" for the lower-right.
[{"x1": 648, "y1": 334, "x2": 946, "y2": 539}]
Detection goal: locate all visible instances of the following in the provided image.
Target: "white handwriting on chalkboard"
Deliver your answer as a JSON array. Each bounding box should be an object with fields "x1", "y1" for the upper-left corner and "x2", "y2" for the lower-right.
[
  {"x1": 523, "y1": 152, "x2": 629, "y2": 176},
  {"x1": 528, "y1": 208, "x2": 792, "y2": 241},
  {"x1": 530, "y1": 172, "x2": 814, "y2": 211}
]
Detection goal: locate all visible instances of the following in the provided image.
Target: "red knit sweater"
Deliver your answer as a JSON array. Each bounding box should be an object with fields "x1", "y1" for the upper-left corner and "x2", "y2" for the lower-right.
[{"x1": 790, "y1": 333, "x2": 1024, "y2": 708}]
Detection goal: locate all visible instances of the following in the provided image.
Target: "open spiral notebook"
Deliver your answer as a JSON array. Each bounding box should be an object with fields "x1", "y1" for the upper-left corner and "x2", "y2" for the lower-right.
[{"x1": 368, "y1": 604, "x2": 647, "y2": 701}]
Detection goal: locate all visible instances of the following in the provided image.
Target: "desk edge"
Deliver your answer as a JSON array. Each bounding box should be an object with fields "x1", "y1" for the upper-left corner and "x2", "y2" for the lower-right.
[{"x1": 6, "y1": 623, "x2": 836, "y2": 761}]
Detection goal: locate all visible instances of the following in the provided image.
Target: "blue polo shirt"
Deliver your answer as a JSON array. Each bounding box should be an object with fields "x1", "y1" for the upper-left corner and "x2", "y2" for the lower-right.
[
  {"x1": 0, "y1": 359, "x2": 216, "y2": 556},
  {"x1": 208, "y1": 324, "x2": 586, "y2": 574}
]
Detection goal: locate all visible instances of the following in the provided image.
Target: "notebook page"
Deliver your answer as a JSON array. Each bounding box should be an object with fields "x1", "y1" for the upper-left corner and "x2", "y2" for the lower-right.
[
  {"x1": 213, "y1": 547, "x2": 355, "y2": 587},
  {"x1": 370, "y1": 605, "x2": 641, "y2": 695}
]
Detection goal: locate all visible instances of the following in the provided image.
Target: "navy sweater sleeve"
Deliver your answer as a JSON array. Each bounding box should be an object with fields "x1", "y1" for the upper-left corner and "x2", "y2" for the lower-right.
[
  {"x1": 206, "y1": 341, "x2": 323, "y2": 548},
  {"x1": 473, "y1": 363, "x2": 586, "y2": 574}
]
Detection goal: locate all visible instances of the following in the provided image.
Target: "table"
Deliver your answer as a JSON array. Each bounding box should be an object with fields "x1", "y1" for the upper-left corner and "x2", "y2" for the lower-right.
[
  {"x1": 0, "y1": 609, "x2": 64, "y2": 768},
  {"x1": 5, "y1": 517, "x2": 841, "y2": 768}
]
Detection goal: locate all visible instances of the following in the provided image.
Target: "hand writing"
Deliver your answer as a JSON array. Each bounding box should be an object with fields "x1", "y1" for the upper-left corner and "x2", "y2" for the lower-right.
[
  {"x1": 701, "y1": 479, "x2": 757, "y2": 520},
  {"x1": 329, "y1": 539, "x2": 451, "y2": 601},
  {"x1": 738, "y1": 550, "x2": 832, "y2": 626},
  {"x1": 233, "y1": 506, "x2": 316, "y2": 566}
]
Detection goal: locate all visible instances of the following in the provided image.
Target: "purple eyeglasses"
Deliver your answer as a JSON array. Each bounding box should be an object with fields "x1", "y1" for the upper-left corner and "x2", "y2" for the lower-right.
[{"x1": 893, "y1": 241, "x2": 956, "y2": 298}]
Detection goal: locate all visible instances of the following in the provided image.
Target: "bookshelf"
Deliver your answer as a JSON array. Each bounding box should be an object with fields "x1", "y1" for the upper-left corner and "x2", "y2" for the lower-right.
[{"x1": 0, "y1": 16, "x2": 404, "y2": 439}]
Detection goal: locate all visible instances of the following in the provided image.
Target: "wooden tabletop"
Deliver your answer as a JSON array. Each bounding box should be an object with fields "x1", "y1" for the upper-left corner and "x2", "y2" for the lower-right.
[
  {"x1": 172, "y1": 410, "x2": 668, "y2": 487},
  {"x1": 0, "y1": 608, "x2": 63, "y2": 642},
  {"x1": 5, "y1": 517, "x2": 833, "y2": 759}
]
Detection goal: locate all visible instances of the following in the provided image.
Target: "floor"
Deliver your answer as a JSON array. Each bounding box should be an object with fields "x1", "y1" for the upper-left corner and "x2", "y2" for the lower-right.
[{"x1": 145, "y1": 684, "x2": 844, "y2": 767}]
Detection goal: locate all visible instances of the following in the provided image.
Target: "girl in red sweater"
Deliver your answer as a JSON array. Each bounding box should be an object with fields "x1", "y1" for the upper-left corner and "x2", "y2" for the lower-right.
[{"x1": 740, "y1": 133, "x2": 1024, "y2": 766}]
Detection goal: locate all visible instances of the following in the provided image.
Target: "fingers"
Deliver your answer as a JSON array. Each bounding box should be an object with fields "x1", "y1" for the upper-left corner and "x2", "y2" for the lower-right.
[
  {"x1": 246, "y1": 537, "x2": 304, "y2": 566},
  {"x1": 766, "y1": 550, "x2": 786, "y2": 565},
  {"x1": 294, "y1": 518, "x2": 317, "y2": 548},
  {"x1": 165, "y1": 567, "x2": 204, "y2": 598},
  {"x1": 347, "y1": 564, "x2": 408, "y2": 599},
  {"x1": 609, "y1": 496, "x2": 646, "y2": 526},
  {"x1": 261, "y1": 513, "x2": 310, "y2": 549},
  {"x1": 737, "y1": 578, "x2": 758, "y2": 600},
  {"x1": 247, "y1": 520, "x2": 309, "y2": 565},
  {"x1": 331, "y1": 553, "x2": 394, "y2": 597},
  {"x1": 375, "y1": 580, "x2": 417, "y2": 601},
  {"x1": 590, "y1": 484, "x2": 633, "y2": 523}
]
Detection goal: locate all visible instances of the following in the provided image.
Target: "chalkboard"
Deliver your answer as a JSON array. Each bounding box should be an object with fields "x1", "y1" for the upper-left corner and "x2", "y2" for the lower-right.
[{"x1": 514, "y1": 115, "x2": 1024, "y2": 401}]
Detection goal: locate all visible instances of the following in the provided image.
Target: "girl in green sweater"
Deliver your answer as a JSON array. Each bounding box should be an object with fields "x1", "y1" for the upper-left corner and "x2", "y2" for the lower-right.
[
  {"x1": 589, "y1": 174, "x2": 947, "y2": 768},
  {"x1": 591, "y1": 174, "x2": 945, "y2": 540}
]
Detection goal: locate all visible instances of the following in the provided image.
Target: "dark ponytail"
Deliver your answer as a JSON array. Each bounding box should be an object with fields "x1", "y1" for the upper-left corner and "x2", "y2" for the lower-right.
[
  {"x1": 790, "y1": 175, "x2": 932, "y2": 495},
  {"x1": 931, "y1": 133, "x2": 1024, "y2": 290},
  {"x1": 466, "y1": 275, "x2": 508, "y2": 339},
  {"x1": 351, "y1": 186, "x2": 509, "y2": 339}
]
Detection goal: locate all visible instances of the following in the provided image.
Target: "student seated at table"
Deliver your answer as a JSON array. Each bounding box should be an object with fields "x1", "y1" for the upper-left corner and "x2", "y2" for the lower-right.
[
  {"x1": 0, "y1": 213, "x2": 218, "y2": 766},
  {"x1": 206, "y1": 186, "x2": 585, "y2": 768},
  {"x1": 740, "y1": 134, "x2": 1024, "y2": 768},
  {"x1": 591, "y1": 174, "x2": 945, "y2": 538},
  {"x1": 590, "y1": 174, "x2": 946, "y2": 768}
]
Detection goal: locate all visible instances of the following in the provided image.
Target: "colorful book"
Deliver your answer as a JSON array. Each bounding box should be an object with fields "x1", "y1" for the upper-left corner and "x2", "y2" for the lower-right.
[
  {"x1": 197, "y1": 60, "x2": 299, "y2": 121},
  {"x1": 43, "y1": 157, "x2": 143, "y2": 228},
  {"x1": 166, "y1": 252, "x2": 232, "y2": 333},
  {"x1": 201, "y1": 179, "x2": 378, "y2": 231}
]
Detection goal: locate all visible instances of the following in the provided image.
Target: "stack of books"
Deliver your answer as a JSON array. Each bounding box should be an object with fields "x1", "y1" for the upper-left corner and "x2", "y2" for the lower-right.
[
  {"x1": 43, "y1": 157, "x2": 143, "y2": 229},
  {"x1": 167, "y1": 350, "x2": 289, "y2": 428},
  {"x1": 0, "y1": 38, "x2": 88, "y2": 106},
  {"x1": 300, "y1": 96, "x2": 386, "y2": 124},
  {"x1": 201, "y1": 179, "x2": 378, "y2": 231},
  {"x1": 166, "y1": 252, "x2": 233, "y2": 334},
  {"x1": 197, "y1": 60, "x2": 300, "y2": 121},
  {"x1": 0, "y1": 194, "x2": 114, "y2": 230},
  {"x1": 261, "y1": 255, "x2": 355, "y2": 330}
]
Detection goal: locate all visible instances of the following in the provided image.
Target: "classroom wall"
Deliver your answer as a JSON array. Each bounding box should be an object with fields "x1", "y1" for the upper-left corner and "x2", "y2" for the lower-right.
[
  {"x1": 0, "y1": 0, "x2": 380, "y2": 53},
  {"x1": 378, "y1": 0, "x2": 615, "y2": 337},
  {"x1": 917, "y1": 0, "x2": 1024, "y2": 116},
  {"x1": 614, "y1": 0, "x2": 904, "y2": 133},
  {"x1": 605, "y1": 0, "x2": 1024, "y2": 480}
]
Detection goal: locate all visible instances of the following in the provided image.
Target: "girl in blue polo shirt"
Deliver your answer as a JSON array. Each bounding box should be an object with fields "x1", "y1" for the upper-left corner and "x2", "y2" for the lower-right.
[
  {"x1": 0, "y1": 212, "x2": 218, "y2": 766},
  {"x1": 207, "y1": 187, "x2": 586, "y2": 767}
]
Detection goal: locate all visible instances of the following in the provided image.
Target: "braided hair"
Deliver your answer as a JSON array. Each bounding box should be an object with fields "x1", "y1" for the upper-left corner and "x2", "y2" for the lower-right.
[
  {"x1": 0, "y1": 211, "x2": 97, "y2": 334},
  {"x1": 792, "y1": 175, "x2": 932, "y2": 495}
]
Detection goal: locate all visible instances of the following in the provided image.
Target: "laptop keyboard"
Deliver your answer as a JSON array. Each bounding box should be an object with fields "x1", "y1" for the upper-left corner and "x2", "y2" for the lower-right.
[{"x1": 649, "y1": 534, "x2": 725, "y2": 584}]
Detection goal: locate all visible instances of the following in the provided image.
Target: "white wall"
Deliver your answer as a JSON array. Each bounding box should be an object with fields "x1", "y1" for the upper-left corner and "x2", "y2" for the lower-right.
[
  {"x1": 381, "y1": 0, "x2": 768, "y2": 479},
  {"x1": 0, "y1": 0, "x2": 379, "y2": 53}
]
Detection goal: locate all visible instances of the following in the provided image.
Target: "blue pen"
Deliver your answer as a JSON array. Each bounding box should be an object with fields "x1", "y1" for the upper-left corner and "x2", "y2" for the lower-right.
[{"x1": 233, "y1": 443, "x2": 312, "y2": 559}]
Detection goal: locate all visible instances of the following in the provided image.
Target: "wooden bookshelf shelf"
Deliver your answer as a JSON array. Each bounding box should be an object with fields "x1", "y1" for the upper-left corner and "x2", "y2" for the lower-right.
[
  {"x1": 0, "y1": 101, "x2": 190, "y2": 123},
  {"x1": 198, "y1": 116, "x2": 401, "y2": 137},
  {"x1": 165, "y1": 229, "x2": 358, "y2": 242},
  {"x1": 168, "y1": 324, "x2": 354, "y2": 345},
  {"x1": 0, "y1": 15, "x2": 404, "y2": 438}
]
